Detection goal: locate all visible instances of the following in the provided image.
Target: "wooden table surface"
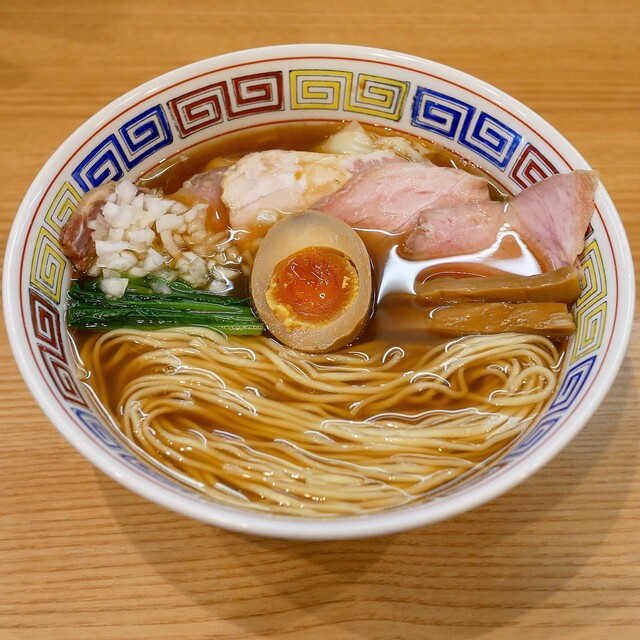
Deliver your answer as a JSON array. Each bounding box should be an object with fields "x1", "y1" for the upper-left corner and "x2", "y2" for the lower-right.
[{"x1": 1, "y1": 1, "x2": 639, "y2": 638}]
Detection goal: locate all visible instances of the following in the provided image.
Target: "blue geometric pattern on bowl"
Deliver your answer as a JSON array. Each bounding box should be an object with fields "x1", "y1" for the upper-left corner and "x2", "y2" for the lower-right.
[
  {"x1": 411, "y1": 87, "x2": 522, "y2": 169},
  {"x1": 72, "y1": 105, "x2": 173, "y2": 191}
]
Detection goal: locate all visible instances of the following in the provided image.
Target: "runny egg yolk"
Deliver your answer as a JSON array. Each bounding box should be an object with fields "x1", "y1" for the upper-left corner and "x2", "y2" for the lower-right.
[{"x1": 266, "y1": 246, "x2": 359, "y2": 329}]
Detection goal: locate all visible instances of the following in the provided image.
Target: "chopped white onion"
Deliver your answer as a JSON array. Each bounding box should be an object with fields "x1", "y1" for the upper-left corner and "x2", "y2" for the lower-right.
[
  {"x1": 208, "y1": 279, "x2": 229, "y2": 294},
  {"x1": 128, "y1": 266, "x2": 148, "y2": 278},
  {"x1": 98, "y1": 250, "x2": 138, "y2": 272},
  {"x1": 115, "y1": 180, "x2": 137, "y2": 206},
  {"x1": 145, "y1": 197, "x2": 173, "y2": 220},
  {"x1": 101, "y1": 201, "x2": 121, "y2": 222},
  {"x1": 107, "y1": 227, "x2": 125, "y2": 242},
  {"x1": 160, "y1": 230, "x2": 182, "y2": 259},
  {"x1": 131, "y1": 193, "x2": 146, "y2": 209},
  {"x1": 128, "y1": 228, "x2": 155, "y2": 245},
  {"x1": 142, "y1": 248, "x2": 166, "y2": 272},
  {"x1": 170, "y1": 201, "x2": 189, "y2": 215},
  {"x1": 100, "y1": 277, "x2": 129, "y2": 298},
  {"x1": 95, "y1": 239, "x2": 136, "y2": 254},
  {"x1": 147, "y1": 247, "x2": 165, "y2": 264},
  {"x1": 90, "y1": 178, "x2": 227, "y2": 289},
  {"x1": 112, "y1": 204, "x2": 136, "y2": 229},
  {"x1": 155, "y1": 213, "x2": 184, "y2": 233},
  {"x1": 184, "y1": 203, "x2": 206, "y2": 223},
  {"x1": 151, "y1": 279, "x2": 172, "y2": 294}
]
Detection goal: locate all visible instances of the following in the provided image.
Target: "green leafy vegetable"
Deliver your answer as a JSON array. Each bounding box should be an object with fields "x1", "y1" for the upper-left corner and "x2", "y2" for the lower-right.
[{"x1": 67, "y1": 276, "x2": 264, "y2": 335}]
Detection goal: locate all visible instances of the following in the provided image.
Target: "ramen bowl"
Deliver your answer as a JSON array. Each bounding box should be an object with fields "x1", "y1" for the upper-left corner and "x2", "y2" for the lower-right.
[{"x1": 4, "y1": 44, "x2": 634, "y2": 539}]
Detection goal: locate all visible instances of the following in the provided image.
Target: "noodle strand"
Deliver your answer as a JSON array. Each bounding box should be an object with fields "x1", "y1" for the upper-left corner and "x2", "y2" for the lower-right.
[{"x1": 77, "y1": 328, "x2": 561, "y2": 516}]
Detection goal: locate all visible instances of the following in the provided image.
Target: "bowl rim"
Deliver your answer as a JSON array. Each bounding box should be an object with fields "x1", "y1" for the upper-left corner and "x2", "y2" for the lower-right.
[{"x1": 4, "y1": 43, "x2": 635, "y2": 539}]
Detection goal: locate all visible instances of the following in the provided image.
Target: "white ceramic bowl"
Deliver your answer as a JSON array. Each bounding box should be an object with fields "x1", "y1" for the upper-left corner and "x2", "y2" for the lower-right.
[{"x1": 4, "y1": 44, "x2": 634, "y2": 539}]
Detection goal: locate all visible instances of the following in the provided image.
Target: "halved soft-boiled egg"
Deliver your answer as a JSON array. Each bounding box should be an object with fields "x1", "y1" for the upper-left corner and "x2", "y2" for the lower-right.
[{"x1": 250, "y1": 211, "x2": 373, "y2": 352}]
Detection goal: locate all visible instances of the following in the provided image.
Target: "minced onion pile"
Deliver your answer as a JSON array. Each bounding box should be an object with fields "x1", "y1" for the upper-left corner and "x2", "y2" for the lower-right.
[{"x1": 87, "y1": 180, "x2": 237, "y2": 298}]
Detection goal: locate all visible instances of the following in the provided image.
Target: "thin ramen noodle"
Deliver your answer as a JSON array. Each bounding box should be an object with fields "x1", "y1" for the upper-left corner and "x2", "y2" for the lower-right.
[{"x1": 76, "y1": 327, "x2": 560, "y2": 515}]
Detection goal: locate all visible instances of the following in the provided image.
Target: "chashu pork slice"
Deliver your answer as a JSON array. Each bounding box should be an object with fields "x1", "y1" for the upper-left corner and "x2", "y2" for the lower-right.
[
  {"x1": 60, "y1": 182, "x2": 115, "y2": 272},
  {"x1": 403, "y1": 200, "x2": 505, "y2": 259},
  {"x1": 177, "y1": 166, "x2": 227, "y2": 210},
  {"x1": 505, "y1": 170, "x2": 599, "y2": 269},
  {"x1": 314, "y1": 162, "x2": 492, "y2": 233},
  {"x1": 221, "y1": 149, "x2": 402, "y2": 231}
]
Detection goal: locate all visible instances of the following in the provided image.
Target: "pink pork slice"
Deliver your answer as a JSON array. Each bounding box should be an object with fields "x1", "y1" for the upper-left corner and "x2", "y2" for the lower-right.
[
  {"x1": 403, "y1": 200, "x2": 505, "y2": 259},
  {"x1": 60, "y1": 182, "x2": 115, "y2": 272},
  {"x1": 176, "y1": 166, "x2": 227, "y2": 209},
  {"x1": 221, "y1": 149, "x2": 402, "y2": 230},
  {"x1": 315, "y1": 162, "x2": 491, "y2": 233},
  {"x1": 505, "y1": 170, "x2": 599, "y2": 269}
]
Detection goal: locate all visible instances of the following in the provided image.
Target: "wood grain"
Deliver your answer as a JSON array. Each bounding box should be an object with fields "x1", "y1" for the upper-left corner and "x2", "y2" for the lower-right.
[{"x1": 1, "y1": 1, "x2": 639, "y2": 638}]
